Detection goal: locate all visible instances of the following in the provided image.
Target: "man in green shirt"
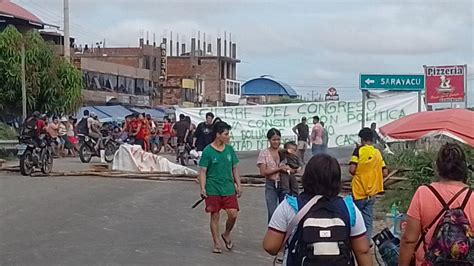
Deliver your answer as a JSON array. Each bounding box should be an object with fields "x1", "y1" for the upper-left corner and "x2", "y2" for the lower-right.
[{"x1": 199, "y1": 121, "x2": 242, "y2": 254}]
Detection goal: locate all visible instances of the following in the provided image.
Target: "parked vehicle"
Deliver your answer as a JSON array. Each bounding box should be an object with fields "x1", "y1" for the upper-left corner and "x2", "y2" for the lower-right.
[
  {"x1": 176, "y1": 142, "x2": 191, "y2": 166},
  {"x1": 17, "y1": 135, "x2": 53, "y2": 176},
  {"x1": 77, "y1": 134, "x2": 117, "y2": 163}
]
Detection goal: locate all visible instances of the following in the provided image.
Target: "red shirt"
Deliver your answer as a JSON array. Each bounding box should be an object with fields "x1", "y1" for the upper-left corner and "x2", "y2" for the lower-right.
[
  {"x1": 135, "y1": 120, "x2": 146, "y2": 140},
  {"x1": 36, "y1": 119, "x2": 45, "y2": 135},
  {"x1": 162, "y1": 122, "x2": 171, "y2": 136}
]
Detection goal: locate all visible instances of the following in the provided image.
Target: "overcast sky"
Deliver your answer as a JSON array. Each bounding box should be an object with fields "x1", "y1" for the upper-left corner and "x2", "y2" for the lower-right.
[{"x1": 15, "y1": 0, "x2": 474, "y2": 106}]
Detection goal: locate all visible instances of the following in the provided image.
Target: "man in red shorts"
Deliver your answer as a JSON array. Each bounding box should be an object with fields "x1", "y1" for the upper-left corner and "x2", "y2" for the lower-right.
[{"x1": 198, "y1": 121, "x2": 242, "y2": 254}]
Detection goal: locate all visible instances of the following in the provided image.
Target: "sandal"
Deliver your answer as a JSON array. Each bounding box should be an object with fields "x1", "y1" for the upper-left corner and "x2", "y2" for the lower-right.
[
  {"x1": 221, "y1": 234, "x2": 233, "y2": 250},
  {"x1": 212, "y1": 247, "x2": 222, "y2": 254}
]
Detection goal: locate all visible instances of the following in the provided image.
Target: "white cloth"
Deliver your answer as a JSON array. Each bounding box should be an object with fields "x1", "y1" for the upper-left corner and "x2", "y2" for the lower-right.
[{"x1": 112, "y1": 144, "x2": 197, "y2": 175}]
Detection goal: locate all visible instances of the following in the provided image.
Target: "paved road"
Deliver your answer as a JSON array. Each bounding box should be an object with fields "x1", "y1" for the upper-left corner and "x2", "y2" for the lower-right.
[
  {"x1": 4, "y1": 146, "x2": 354, "y2": 177},
  {"x1": 0, "y1": 147, "x2": 356, "y2": 265},
  {"x1": 0, "y1": 174, "x2": 272, "y2": 265}
]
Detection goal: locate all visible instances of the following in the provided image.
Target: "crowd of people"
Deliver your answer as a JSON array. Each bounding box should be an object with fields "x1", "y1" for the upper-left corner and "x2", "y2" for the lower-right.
[
  {"x1": 21, "y1": 110, "x2": 472, "y2": 265},
  {"x1": 194, "y1": 115, "x2": 472, "y2": 266}
]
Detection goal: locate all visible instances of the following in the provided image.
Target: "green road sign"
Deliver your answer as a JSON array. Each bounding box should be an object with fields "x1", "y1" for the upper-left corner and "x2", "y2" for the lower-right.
[{"x1": 359, "y1": 74, "x2": 424, "y2": 91}]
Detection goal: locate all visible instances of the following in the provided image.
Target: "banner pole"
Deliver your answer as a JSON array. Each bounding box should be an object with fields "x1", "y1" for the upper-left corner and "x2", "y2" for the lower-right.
[
  {"x1": 418, "y1": 91, "x2": 422, "y2": 112},
  {"x1": 465, "y1": 64, "x2": 468, "y2": 108},
  {"x1": 361, "y1": 90, "x2": 366, "y2": 129}
]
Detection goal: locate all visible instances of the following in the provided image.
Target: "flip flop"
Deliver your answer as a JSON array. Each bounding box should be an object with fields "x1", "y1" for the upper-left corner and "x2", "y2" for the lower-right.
[
  {"x1": 221, "y1": 234, "x2": 233, "y2": 250},
  {"x1": 212, "y1": 247, "x2": 222, "y2": 254}
]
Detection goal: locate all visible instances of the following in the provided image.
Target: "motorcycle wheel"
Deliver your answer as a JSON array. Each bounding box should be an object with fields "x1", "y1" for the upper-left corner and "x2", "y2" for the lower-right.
[
  {"x1": 151, "y1": 142, "x2": 162, "y2": 154},
  {"x1": 79, "y1": 143, "x2": 92, "y2": 163},
  {"x1": 104, "y1": 142, "x2": 116, "y2": 163},
  {"x1": 180, "y1": 152, "x2": 189, "y2": 166},
  {"x1": 20, "y1": 150, "x2": 34, "y2": 176},
  {"x1": 41, "y1": 150, "x2": 53, "y2": 174}
]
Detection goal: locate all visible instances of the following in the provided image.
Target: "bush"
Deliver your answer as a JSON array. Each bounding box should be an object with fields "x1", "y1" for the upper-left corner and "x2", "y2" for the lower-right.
[
  {"x1": 382, "y1": 143, "x2": 473, "y2": 213},
  {"x1": 0, "y1": 122, "x2": 17, "y2": 139}
]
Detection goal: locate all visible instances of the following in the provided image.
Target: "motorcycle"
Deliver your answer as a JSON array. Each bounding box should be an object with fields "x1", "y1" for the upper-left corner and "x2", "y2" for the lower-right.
[
  {"x1": 176, "y1": 142, "x2": 191, "y2": 166},
  {"x1": 77, "y1": 133, "x2": 118, "y2": 163},
  {"x1": 17, "y1": 135, "x2": 53, "y2": 176}
]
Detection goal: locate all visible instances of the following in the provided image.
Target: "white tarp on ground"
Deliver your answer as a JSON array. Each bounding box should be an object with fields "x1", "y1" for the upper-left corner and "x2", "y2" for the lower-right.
[{"x1": 112, "y1": 144, "x2": 197, "y2": 175}]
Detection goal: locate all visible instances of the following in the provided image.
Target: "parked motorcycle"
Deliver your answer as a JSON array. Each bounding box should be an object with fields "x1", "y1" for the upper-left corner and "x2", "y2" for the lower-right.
[
  {"x1": 176, "y1": 142, "x2": 190, "y2": 166},
  {"x1": 17, "y1": 135, "x2": 53, "y2": 176},
  {"x1": 77, "y1": 134, "x2": 117, "y2": 163}
]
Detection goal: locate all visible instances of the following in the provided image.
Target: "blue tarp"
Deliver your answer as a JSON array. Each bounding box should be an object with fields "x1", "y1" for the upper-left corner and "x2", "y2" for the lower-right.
[
  {"x1": 76, "y1": 105, "x2": 132, "y2": 123},
  {"x1": 131, "y1": 107, "x2": 165, "y2": 120},
  {"x1": 94, "y1": 106, "x2": 134, "y2": 121},
  {"x1": 76, "y1": 105, "x2": 168, "y2": 122},
  {"x1": 76, "y1": 106, "x2": 109, "y2": 120}
]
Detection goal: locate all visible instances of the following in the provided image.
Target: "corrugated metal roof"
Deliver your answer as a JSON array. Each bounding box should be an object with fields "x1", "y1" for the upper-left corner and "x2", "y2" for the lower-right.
[
  {"x1": 0, "y1": 0, "x2": 43, "y2": 25},
  {"x1": 131, "y1": 107, "x2": 165, "y2": 119},
  {"x1": 241, "y1": 76, "x2": 298, "y2": 97}
]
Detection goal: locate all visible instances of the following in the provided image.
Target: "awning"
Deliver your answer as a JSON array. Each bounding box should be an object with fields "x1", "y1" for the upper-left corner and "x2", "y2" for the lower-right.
[
  {"x1": 130, "y1": 107, "x2": 165, "y2": 120},
  {"x1": 379, "y1": 109, "x2": 474, "y2": 147}
]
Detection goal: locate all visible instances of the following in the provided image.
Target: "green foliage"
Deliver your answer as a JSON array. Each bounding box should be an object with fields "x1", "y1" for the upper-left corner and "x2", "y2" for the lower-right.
[
  {"x1": 0, "y1": 122, "x2": 17, "y2": 139},
  {"x1": 385, "y1": 148, "x2": 437, "y2": 188},
  {"x1": 383, "y1": 144, "x2": 473, "y2": 213},
  {"x1": 0, "y1": 26, "x2": 82, "y2": 115}
]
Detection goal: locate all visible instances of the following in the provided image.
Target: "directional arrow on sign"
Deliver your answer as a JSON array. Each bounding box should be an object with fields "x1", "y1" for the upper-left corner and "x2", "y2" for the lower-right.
[{"x1": 365, "y1": 78, "x2": 375, "y2": 85}]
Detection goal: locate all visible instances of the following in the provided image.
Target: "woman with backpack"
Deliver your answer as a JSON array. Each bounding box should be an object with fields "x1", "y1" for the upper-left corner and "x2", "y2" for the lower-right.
[
  {"x1": 399, "y1": 143, "x2": 473, "y2": 265},
  {"x1": 263, "y1": 154, "x2": 372, "y2": 266}
]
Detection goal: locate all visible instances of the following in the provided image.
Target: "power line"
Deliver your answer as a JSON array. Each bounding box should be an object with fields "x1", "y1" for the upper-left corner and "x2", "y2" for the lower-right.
[{"x1": 16, "y1": 0, "x2": 119, "y2": 45}]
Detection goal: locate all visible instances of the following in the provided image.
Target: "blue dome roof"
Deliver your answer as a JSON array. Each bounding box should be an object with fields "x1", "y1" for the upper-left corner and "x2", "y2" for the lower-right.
[{"x1": 241, "y1": 76, "x2": 298, "y2": 97}]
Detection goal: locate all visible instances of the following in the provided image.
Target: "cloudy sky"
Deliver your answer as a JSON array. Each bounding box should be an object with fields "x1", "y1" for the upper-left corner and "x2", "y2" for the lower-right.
[{"x1": 15, "y1": 0, "x2": 474, "y2": 106}]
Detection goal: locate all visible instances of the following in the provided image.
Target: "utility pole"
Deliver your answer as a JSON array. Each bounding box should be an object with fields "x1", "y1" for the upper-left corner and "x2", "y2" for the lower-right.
[
  {"x1": 63, "y1": 0, "x2": 70, "y2": 61},
  {"x1": 21, "y1": 43, "x2": 27, "y2": 120}
]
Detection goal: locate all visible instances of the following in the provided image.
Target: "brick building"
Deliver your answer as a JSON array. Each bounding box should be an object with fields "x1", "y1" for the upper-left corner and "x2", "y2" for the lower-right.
[
  {"x1": 73, "y1": 38, "x2": 162, "y2": 107},
  {"x1": 161, "y1": 37, "x2": 241, "y2": 106}
]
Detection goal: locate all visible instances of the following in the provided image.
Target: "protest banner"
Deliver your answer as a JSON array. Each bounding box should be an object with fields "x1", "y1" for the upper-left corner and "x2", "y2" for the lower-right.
[{"x1": 176, "y1": 92, "x2": 421, "y2": 151}]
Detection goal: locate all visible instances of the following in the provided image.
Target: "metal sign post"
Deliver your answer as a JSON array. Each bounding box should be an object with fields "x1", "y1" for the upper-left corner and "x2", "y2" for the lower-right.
[
  {"x1": 465, "y1": 64, "x2": 468, "y2": 108},
  {"x1": 361, "y1": 90, "x2": 366, "y2": 129}
]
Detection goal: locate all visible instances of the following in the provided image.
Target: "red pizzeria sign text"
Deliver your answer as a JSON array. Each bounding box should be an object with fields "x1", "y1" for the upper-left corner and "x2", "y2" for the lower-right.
[{"x1": 425, "y1": 65, "x2": 465, "y2": 103}]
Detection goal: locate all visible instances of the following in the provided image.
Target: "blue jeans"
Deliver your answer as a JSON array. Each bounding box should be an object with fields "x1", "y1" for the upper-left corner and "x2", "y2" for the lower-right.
[
  {"x1": 311, "y1": 144, "x2": 324, "y2": 156},
  {"x1": 265, "y1": 180, "x2": 281, "y2": 222},
  {"x1": 354, "y1": 198, "x2": 375, "y2": 240},
  {"x1": 150, "y1": 136, "x2": 159, "y2": 145}
]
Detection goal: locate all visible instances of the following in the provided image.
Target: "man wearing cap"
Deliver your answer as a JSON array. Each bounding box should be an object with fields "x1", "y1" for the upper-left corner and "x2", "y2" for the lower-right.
[{"x1": 292, "y1": 117, "x2": 310, "y2": 163}]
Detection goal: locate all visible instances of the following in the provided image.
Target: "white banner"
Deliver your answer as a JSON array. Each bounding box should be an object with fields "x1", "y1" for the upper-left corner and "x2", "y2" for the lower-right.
[{"x1": 176, "y1": 92, "x2": 422, "y2": 151}]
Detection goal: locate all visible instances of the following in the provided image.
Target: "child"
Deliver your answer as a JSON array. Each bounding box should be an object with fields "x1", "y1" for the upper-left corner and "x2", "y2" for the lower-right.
[{"x1": 279, "y1": 141, "x2": 301, "y2": 201}]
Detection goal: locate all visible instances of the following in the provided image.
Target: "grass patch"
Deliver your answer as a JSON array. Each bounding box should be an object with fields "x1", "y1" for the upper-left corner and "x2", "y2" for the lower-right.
[{"x1": 0, "y1": 122, "x2": 17, "y2": 139}]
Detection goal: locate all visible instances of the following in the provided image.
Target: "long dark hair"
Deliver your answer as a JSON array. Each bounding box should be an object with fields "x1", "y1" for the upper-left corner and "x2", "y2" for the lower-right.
[
  {"x1": 302, "y1": 154, "x2": 341, "y2": 197},
  {"x1": 436, "y1": 143, "x2": 468, "y2": 183}
]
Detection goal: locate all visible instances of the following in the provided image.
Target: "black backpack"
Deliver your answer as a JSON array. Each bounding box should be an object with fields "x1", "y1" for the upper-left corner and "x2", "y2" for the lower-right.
[
  {"x1": 287, "y1": 196, "x2": 354, "y2": 266},
  {"x1": 20, "y1": 117, "x2": 37, "y2": 137},
  {"x1": 76, "y1": 118, "x2": 89, "y2": 135}
]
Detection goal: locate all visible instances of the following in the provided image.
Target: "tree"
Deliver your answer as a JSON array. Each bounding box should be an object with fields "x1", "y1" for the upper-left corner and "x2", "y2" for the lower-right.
[{"x1": 0, "y1": 25, "x2": 82, "y2": 116}]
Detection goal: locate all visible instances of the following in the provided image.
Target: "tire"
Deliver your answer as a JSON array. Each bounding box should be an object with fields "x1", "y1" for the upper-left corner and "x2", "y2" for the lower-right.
[
  {"x1": 155, "y1": 142, "x2": 162, "y2": 154},
  {"x1": 151, "y1": 142, "x2": 162, "y2": 154},
  {"x1": 20, "y1": 150, "x2": 34, "y2": 176},
  {"x1": 41, "y1": 150, "x2": 53, "y2": 174},
  {"x1": 104, "y1": 142, "x2": 116, "y2": 163},
  {"x1": 79, "y1": 143, "x2": 92, "y2": 163}
]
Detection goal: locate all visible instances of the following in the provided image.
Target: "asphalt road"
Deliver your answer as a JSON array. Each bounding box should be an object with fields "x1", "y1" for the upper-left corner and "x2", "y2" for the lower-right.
[
  {"x1": 0, "y1": 147, "x2": 356, "y2": 265},
  {"x1": 0, "y1": 174, "x2": 272, "y2": 265}
]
